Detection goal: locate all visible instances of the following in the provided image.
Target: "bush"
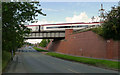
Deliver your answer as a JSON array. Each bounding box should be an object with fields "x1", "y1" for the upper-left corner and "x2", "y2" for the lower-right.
[
  {"x1": 2, "y1": 51, "x2": 11, "y2": 70},
  {"x1": 92, "y1": 5, "x2": 120, "y2": 40},
  {"x1": 39, "y1": 39, "x2": 50, "y2": 47},
  {"x1": 92, "y1": 27, "x2": 103, "y2": 36}
]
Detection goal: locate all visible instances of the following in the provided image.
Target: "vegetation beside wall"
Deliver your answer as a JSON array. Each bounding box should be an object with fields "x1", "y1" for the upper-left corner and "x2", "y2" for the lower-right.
[
  {"x1": 46, "y1": 52, "x2": 120, "y2": 70},
  {"x1": 92, "y1": 5, "x2": 120, "y2": 40},
  {"x1": 33, "y1": 47, "x2": 48, "y2": 52},
  {"x1": 39, "y1": 39, "x2": 50, "y2": 47}
]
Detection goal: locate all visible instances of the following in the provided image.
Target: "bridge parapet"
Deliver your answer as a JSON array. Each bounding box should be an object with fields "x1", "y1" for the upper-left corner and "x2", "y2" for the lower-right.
[{"x1": 24, "y1": 31, "x2": 65, "y2": 39}]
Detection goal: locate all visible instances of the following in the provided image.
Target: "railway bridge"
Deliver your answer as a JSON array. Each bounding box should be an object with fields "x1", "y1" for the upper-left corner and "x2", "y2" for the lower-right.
[
  {"x1": 24, "y1": 31, "x2": 65, "y2": 39},
  {"x1": 24, "y1": 24, "x2": 66, "y2": 39},
  {"x1": 24, "y1": 22, "x2": 101, "y2": 39}
]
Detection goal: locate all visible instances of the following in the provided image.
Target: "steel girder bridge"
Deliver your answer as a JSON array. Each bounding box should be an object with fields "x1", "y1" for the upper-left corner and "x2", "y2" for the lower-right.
[{"x1": 24, "y1": 25, "x2": 65, "y2": 39}]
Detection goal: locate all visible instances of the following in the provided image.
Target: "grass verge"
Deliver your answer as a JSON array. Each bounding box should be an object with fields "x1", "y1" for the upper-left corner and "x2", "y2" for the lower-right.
[
  {"x1": 2, "y1": 51, "x2": 11, "y2": 70},
  {"x1": 33, "y1": 47, "x2": 49, "y2": 52},
  {"x1": 46, "y1": 52, "x2": 120, "y2": 70}
]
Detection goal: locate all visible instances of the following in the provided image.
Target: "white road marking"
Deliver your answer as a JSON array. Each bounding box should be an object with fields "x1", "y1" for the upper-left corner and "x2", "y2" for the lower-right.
[{"x1": 67, "y1": 68, "x2": 79, "y2": 73}]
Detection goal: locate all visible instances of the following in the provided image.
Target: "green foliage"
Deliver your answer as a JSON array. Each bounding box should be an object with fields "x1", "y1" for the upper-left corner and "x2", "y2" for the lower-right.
[
  {"x1": 2, "y1": 2, "x2": 45, "y2": 51},
  {"x1": 24, "y1": 42, "x2": 33, "y2": 46},
  {"x1": 33, "y1": 47, "x2": 48, "y2": 52},
  {"x1": 47, "y1": 52, "x2": 120, "y2": 70},
  {"x1": 92, "y1": 27, "x2": 104, "y2": 36},
  {"x1": 93, "y1": 5, "x2": 120, "y2": 40},
  {"x1": 2, "y1": 51, "x2": 11, "y2": 70},
  {"x1": 2, "y1": 2, "x2": 46, "y2": 69},
  {"x1": 39, "y1": 39, "x2": 50, "y2": 47},
  {"x1": 48, "y1": 39, "x2": 50, "y2": 43},
  {"x1": 102, "y1": 6, "x2": 120, "y2": 40}
]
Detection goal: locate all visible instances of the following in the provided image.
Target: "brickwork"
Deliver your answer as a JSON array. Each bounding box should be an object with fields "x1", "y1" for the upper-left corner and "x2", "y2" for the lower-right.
[
  {"x1": 106, "y1": 40, "x2": 119, "y2": 59},
  {"x1": 47, "y1": 30, "x2": 120, "y2": 60}
]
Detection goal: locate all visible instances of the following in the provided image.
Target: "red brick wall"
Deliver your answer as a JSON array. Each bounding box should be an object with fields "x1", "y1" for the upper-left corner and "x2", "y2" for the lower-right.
[
  {"x1": 47, "y1": 30, "x2": 120, "y2": 60},
  {"x1": 106, "y1": 40, "x2": 119, "y2": 60}
]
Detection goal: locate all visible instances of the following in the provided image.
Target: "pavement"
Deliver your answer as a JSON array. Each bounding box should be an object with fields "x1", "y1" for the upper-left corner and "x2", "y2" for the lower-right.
[{"x1": 3, "y1": 47, "x2": 119, "y2": 74}]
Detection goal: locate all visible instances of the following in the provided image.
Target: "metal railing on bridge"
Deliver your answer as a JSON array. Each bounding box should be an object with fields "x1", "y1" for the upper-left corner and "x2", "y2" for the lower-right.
[{"x1": 24, "y1": 31, "x2": 65, "y2": 39}]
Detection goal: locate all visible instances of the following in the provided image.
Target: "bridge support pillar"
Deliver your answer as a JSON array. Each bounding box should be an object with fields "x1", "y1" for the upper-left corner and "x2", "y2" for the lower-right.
[{"x1": 65, "y1": 29, "x2": 73, "y2": 40}]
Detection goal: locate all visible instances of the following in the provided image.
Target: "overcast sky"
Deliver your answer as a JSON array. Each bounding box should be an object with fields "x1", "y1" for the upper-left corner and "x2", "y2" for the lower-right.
[{"x1": 26, "y1": 1, "x2": 118, "y2": 44}]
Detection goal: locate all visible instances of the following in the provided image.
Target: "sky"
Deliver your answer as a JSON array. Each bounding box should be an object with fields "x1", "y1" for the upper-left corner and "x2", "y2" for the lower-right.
[
  {"x1": 30, "y1": 2, "x2": 118, "y2": 25},
  {"x1": 26, "y1": 1, "x2": 119, "y2": 44}
]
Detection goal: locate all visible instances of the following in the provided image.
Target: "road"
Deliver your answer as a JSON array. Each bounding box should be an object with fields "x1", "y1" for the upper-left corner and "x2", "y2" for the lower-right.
[{"x1": 3, "y1": 47, "x2": 118, "y2": 73}]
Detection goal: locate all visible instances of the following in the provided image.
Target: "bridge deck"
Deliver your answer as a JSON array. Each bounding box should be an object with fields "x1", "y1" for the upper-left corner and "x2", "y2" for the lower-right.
[{"x1": 24, "y1": 31, "x2": 65, "y2": 39}]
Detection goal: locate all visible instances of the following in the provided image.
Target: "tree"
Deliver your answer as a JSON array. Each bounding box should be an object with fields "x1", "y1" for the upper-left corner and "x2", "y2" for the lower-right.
[
  {"x1": 93, "y1": 4, "x2": 120, "y2": 40},
  {"x1": 102, "y1": 5, "x2": 120, "y2": 40},
  {"x1": 39, "y1": 39, "x2": 48, "y2": 47},
  {"x1": 39, "y1": 39, "x2": 51, "y2": 47},
  {"x1": 2, "y1": 2, "x2": 46, "y2": 54}
]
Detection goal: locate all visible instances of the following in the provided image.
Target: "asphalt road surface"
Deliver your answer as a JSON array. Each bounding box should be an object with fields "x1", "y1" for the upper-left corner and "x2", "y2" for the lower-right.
[{"x1": 4, "y1": 47, "x2": 118, "y2": 73}]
